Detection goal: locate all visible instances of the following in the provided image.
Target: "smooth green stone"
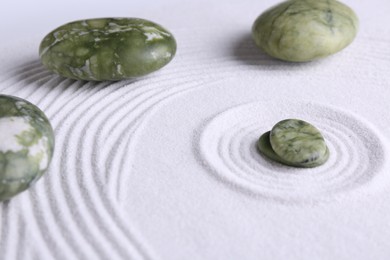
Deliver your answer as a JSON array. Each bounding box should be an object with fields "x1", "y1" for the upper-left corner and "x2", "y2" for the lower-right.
[
  {"x1": 0, "y1": 95, "x2": 54, "y2": 201},
  {"x1": 252, "y1": 0, "x2": 359, "y2": 62},
  {"x1": 269, "y1": 119, "x2": 329, "y2": 167},
  {"x1": 257, "y1": 131, "x2": 329, "y2": 168},
  {"x1": 39, "y1": 18, "x2": 177, "y2": 81}
]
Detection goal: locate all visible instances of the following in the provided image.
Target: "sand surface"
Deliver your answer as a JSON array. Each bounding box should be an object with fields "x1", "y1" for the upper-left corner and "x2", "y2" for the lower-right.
[{"x1": 1, "y1": 0, "x2": 390, "y2": 259}]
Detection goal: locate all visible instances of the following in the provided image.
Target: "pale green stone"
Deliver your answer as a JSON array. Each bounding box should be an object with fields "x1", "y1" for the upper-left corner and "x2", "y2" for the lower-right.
[
  {"x1": 257, "y1": 131, "x2": 329, "y2": 168},
  {"x1": 252, "y1": 0, "x2": 359, "y2": 62},
  {"x1": 39, "y1": 18, "x2": 177, "y2": 81},
  {"x1": 0, "y1": 95, "x2": 54, "y2": 201},
  {"x1": 268, "y1": 119, "x2": 329, "y2": 167}
]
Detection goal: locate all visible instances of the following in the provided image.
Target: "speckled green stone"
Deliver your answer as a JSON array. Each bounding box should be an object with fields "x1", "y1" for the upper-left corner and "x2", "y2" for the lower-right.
[
  {"x1": 257, "y1": 131, "x2": 329, "y2": 168},
  {"x1": 252, "y1": 0, "x2": 359, "y2": 62},
  {"x1": 0, "y1": 95, "x2": 54, "y2": 201},
  {"x1": 267, "y1": 119, "x2": 329, "y2": 167},
  {"x1": 39, "y1": 18, "x2": 177, "y2": 81}
]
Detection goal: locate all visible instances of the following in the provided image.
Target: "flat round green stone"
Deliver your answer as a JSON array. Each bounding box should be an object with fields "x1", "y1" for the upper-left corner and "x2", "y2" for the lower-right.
[
  {"x1": 258, "y1": 131, "x2": 329, "y2": 168},
  {"x1": 39, "y1": 18, "x2": 177, "y2": 81},
  {"x1": 269, "y1": 119, "x2": 329, "y2": 167},
  {"x1": 0, "y1": 95, "x2": 54, "y2": 201},
  {"x1": 252, "y1": 0, "x2": 359, "y2": 62}
]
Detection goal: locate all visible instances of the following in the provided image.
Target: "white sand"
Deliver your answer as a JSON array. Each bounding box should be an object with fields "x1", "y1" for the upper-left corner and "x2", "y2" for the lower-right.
[{"x1": 1, "y1": 0, "x2": 390, "y2": 259}]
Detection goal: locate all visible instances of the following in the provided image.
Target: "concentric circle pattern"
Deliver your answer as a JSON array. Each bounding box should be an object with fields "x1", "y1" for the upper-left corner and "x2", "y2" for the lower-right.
[{"x1": 198, "y1": 101, "x2": 389, "y2": 202}]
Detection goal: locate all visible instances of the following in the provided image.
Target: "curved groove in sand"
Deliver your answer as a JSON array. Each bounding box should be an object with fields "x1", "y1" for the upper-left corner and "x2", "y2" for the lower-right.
[{"x1": 0, "y1": 57, "x2": 216, "y2": 259}]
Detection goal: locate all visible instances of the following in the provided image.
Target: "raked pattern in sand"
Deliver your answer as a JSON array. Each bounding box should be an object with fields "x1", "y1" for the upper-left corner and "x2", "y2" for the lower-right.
[{"x1": 1, "y1": 24, "x2": 390, "y2": 259}]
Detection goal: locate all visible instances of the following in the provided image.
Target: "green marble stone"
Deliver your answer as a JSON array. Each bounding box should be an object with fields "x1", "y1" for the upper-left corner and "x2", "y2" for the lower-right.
[
  {"x1": 257, "y1": 131, "x2": 329, "y2": 168},
  {"x1": 0, "y1": 95, "x2": 54, "y2": 201},
  {"x1": 252, "y1": 0, "x2": 359, "y2": 62},
  {"x1": 39, "y1": 18, "x2": 177, "y2": 81},
  {"x1": 268, "y1": 119, "x2": 329, "y2": 167}
]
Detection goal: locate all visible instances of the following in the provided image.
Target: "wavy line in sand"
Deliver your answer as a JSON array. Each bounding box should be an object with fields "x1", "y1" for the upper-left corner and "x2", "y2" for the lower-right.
[
  {"x1": 0, "y1": 59, "x2": 215, "y2": 259},
  {"x1": 0, "y1": 67, "x2": 154, "y2": 259}
]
